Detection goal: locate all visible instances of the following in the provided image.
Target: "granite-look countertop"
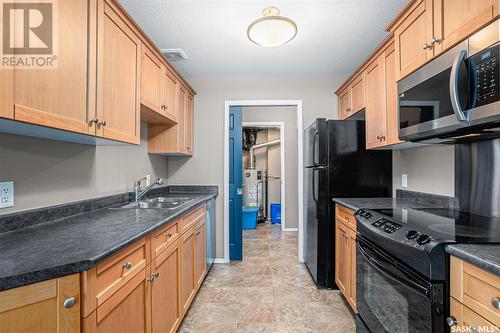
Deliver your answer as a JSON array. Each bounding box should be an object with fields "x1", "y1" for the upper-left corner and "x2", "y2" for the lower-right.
[
  {"x1": 332, "y1": 197, "x2": 440, "y2": 211},
  {"x1": 0, "y1": 188, "x2": 217, "y2": 291},
  {"x1": 446, "y1": 244, "x2": 500, "y2": 277}
]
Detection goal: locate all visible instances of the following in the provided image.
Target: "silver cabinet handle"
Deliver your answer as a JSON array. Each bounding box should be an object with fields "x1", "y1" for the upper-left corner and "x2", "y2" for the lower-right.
[
  {"x1": 122, "y1": 262, "x2": 132, "y2": 270},
  {"x1": 167, "y1": 232, "x2": 172, "y2": 238},
  {"x1": 98, "y1": 120, "x2": 107, "y2": 126},
  {"x1": 63, "y1": 297, "x2": 76, "y2": 309},
  {"x1": 446, "y1": 316, "x2": 458, "y2": 327},
  {"x1": 154, "y1": 272, "x2": 160, "y2": 278},
  {"x1": 492, "y1": 297, "x2": 500, "y2": 310},
  {"x1": 450, "y1": 49, "x2": 468, "y2": 122},
  {"x1": 422, "y1": 43, "x2": 431, "y2": 50},
  {"x1": 88, "y1": 117, "x2": 98, "y2": 125},
  {"x1": 147, "y1": 275, "x2": 155, "y2": 283},
  {"x1": 470, "y1": 326, "x2": 478, "y2": 333},
  {"x1": 431, "y1": 37, "x2": 441, "y2": 45},
  {"x1": 345, "y1": 107, "x2": 351, "y2": 112}
]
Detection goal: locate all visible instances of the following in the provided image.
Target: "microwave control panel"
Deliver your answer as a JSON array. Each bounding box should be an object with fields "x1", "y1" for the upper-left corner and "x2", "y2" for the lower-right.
[{"x1": 472, "y1": 45, "x2": 500, "y2": 107}]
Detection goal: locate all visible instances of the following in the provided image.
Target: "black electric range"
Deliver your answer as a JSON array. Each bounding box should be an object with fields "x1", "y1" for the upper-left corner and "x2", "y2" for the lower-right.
[{"x1": 354, "y1": 207, "x2": 500, "y2": 333}]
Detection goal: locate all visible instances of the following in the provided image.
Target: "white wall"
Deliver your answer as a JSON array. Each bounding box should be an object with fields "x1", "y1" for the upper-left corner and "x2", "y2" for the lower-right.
[
  {"x1": 392, "y1": 144, "x2": 455, "y2": 197},
  {"x1": 167, "y1": 76, "x2": 346, "y2": 259},
  {"x1": 0, "y1": 123, "x2": 168, "y2": 214}
]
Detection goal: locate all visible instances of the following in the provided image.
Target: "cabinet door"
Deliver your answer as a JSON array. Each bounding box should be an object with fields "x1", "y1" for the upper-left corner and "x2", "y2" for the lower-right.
[
  {"x1": 384, "y1": 42, "x2": 402, "y2": 146},
  {"x1": 347, "y1": 228, "x2": 357, "y2": 312},
  {"x1": 84, "y1": 269, "x2": 149, "y2": 333},
  {"x1": 393, "y1": 0, "x2": 433, "y2": 80},
  {"x1": 12, "y1": 0, "x2": 92, "y2": 135},
  {"x1": 177, "y1": 85, "x2": 187, "y2": 152},
  {"x1": 434, "y1": 0, "x2": 495, "y2": 55},
  {"x1": 365, "y1": 56, "x2": 387, "y2": 149},
  {"x1": 194, "y1": 220, "x2": 207, "y2": 287},
  {"x1": 0, "y1": 69, "x2": 13, "y2": 119},
  {"x1": 350, "y1": 74, "x2": 365, "y2": 114},
  {"x1": 180, "y1": 227, "x2": 196, "y2": 315},
  {"x1": 141, "y1": 46, "x2": 163, "y2": 114},
  {"x1": 338, "y1": 89, "x2": 351, "y2": 120},
  {"x1": 163, "y1": 67, "x2": 178, "y2": 119},
  {"x1": 0, "y1": 274, "x2": 80, "y2": 333},
  {"x1": 96, "y1": 0, "x2": 141, "y2": 144},
  {"x1": 151, "y1": 240, "x2": 181, "y2": 333},
  {"x1": 185, "y1": 93, "x2": 194, "y2": 155},
  {"x1": 335, "y1": 222, "x2": 349, "y2": 296}
]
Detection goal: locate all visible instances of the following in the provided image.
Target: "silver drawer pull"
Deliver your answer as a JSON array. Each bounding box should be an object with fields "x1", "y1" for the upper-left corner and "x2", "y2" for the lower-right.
[
  {"x1": 63, "y1": 297, "x2": 76, "y2": 309},
  {"x1": 122, "y1": 262, "x2": 132, "y2": 270},
  {"x1": 167, "y1": 232, "x2": 173, "y2": 238},
  {"x1": 446, "y1": 316, "x2": 458, "y2": 327},
  {"x1": 492, "y1": 297, "x2": 500, "y2": 310}
]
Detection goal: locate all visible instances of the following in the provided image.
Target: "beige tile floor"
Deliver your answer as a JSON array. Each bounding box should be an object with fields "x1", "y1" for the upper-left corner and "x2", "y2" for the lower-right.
[{"x1": 178, "y1": 222, "x2": 356, "y2": 333}]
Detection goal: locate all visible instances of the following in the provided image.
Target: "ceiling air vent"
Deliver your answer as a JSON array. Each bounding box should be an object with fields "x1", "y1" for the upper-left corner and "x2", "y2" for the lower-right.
[{"x1": 160, "y1": 49, "x2": 189, "y2": 62}]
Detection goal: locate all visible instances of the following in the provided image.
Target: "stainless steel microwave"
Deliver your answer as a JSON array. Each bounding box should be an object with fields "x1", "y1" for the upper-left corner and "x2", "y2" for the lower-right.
[{"x1": 398, "y1": 20, "x2": 500, "y2": 143}]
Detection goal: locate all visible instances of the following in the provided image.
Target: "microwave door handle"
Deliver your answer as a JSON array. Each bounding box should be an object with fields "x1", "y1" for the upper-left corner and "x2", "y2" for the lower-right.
[{"x1": 450, "y1": 49, "x2": 469, "y2": 122}]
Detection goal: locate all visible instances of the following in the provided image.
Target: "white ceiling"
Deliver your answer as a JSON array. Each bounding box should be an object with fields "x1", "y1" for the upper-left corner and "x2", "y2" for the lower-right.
[{"x1": 119, "y1": 0, "x2": 408, "y2": 77}]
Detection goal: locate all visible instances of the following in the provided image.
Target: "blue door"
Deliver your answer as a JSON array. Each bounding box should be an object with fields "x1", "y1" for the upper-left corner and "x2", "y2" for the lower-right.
[{"x1": 229, "y1": 106, "x2": 243, "y2": 260}]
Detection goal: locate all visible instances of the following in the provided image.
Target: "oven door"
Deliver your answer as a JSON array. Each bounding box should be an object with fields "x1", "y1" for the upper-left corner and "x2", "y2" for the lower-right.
[{"x1": 356, "y1": 236, "x2": 445, "y2": 333}]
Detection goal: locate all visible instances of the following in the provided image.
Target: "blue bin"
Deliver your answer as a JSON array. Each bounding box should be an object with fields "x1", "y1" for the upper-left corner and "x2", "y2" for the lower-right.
[
  {"x1": 242, "y1": 206, "x2": 259, "y2": 229},
  {"x1": 270, "y1": 203, "x2": 281, "y2": 224}
]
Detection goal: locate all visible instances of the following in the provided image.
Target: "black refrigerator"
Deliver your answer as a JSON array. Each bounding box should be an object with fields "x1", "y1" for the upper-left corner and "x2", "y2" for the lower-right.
[{"x1": 304, "y1": 118, "x2": 392, "y2": 288}]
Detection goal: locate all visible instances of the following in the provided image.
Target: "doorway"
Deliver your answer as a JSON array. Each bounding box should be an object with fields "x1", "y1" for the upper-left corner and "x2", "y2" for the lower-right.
[{"x1": 224, "y1": 100, "x2": 304, "y2": 263}]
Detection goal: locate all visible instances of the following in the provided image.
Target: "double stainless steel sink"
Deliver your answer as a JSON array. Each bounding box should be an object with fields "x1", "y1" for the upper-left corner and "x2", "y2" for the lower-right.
[{"x1": 113, "y1": 197, "x2": 194, "y2": 210}]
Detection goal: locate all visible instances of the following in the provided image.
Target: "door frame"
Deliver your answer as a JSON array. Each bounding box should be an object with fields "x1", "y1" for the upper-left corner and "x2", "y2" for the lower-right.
[
  {"x1": 242, "y1": 121, "x2": 286, "y2": 231},
  {"x1": 224, "y1": 100, "x2": 304, "y2": 263}
]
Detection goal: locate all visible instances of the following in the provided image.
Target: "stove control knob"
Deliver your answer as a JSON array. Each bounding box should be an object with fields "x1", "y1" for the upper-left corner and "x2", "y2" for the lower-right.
[
  {"x1": 405, "y1": 230, "x2": 419, "y2": 240},
  {"x1": 416, "y1": 234, "x2": 431, "y2": 245},
  {"x1": 364, "y1": 212, "x2": 373, "y2": 219}
]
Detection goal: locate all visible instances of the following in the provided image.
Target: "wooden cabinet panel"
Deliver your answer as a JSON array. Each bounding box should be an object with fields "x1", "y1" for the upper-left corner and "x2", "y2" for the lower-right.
[
  {"x1": 163, "y1": 67, "x2": 178, "y2": 119},
  {"x1": 365, "y1": 55, "x2": 387, "y2": 149},
  {"x1": 84, "y1": 268, "x2": 150, "y2": 333},
  {"x1": 194, "y1": 219, "x2": 207, "y2": 287},
  {"x1": 336, "y1": 204, "x2": 356, "y2": 231},
  {"x1": 338, "y1": 89, "x2": 351, "y2": 120},
  {"x1": 141, "y1": 47, "x2": 163, "y2": 114},
  {"x1": 0, "y1": 274, "x2": 80, "y2": 333},
  {"x1": 180, "y1": 227, "x2": 196, "y2": 315},
  {"x1": 151, "y1": 221, "x2": 179, "y2": 259},
  {"x1": 393, "y1": 0, "x2": 433, "y2": 80},
  {"x1": 0, "y1": 69, "x2": 13, "y2": 119},
  {"x1": 151, "y1": 240, "x2": 182, "y2": 333},
  {"x1": 350, "y1": 74, "x2": 366, "y2": 114},
  {"x1": 347, "y1": 227, "x2": 356, "y2": 312},
  {"x1": 185, "y1": 93, "x2": 194, "y2": 155},
  {"x1": 12, "y1": 0, "x2": 92, "y2": 135},
  {"x1": 434, "y1": 0, "x2": 495, "y2": 55},
  {"x1": 384, "y1": 43, "x2": 402, "y2": 146},
  {"x1": 335, "y1": 222, "x2": 350, "y2": 297},
  {"x1": 96, "y1": 0, "x2": 141, "y2": 144}
]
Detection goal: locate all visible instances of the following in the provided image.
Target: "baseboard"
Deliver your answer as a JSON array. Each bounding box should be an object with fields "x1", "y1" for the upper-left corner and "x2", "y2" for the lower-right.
[
  {"x1": 282, "y1": 228, "x2": 298, "y2": 232},
  {"x1": 213, "y1": 258, "x2": 228, "y2": 264}
]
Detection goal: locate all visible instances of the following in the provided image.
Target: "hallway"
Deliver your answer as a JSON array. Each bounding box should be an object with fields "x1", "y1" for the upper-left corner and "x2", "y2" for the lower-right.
[{"x1": 178, "y1": 223, "x2": 355, "y2": 333}]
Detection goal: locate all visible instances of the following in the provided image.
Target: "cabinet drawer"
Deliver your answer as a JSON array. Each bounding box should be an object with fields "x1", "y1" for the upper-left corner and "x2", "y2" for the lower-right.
[
  {"x1": 336, "y1": 204, "x2": 356, "y2": 231},
  {"x1": 151, "y1": 221, "x2": 179, "y2": 258},
  {"x1": 463, "y1": 302, "x2": 499, "y2": 333},
  {"x1": 451, "y1": 256, "x2": 500, "y2": 327},
  {"x1": 180, "y1": 205, "x2": 206, "y2": 234},
  {"x1": 95, "y1": 239, "x2": 148, "y2": 307}
]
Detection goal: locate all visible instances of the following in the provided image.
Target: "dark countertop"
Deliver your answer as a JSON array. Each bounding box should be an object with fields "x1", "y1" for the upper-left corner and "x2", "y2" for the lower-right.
[
  {"x1": 446, "y1": 244, "x2": 500, "y2": 277},
  {"x1": 332, "y1": 197, "x2": 440, "y2": 211},
  {"x1": 0, "y1": 187, "x2": 217, "y2": 291}
]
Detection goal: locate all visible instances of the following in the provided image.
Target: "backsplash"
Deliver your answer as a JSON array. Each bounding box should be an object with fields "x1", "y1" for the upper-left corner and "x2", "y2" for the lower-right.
[{"x1": 396, "y1": 189, "x2": 459, "y2": 210}]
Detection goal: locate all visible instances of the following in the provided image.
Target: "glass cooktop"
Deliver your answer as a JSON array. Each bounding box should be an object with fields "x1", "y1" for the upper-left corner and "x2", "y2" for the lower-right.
[{"x1": 372, "y1": 207, "x2": 500, "y2": 243}]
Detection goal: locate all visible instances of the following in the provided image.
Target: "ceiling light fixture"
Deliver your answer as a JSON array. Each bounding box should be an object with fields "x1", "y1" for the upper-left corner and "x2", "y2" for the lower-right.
[{"x1": 247, "y1": 7, "x2": 297, "y2": 47}]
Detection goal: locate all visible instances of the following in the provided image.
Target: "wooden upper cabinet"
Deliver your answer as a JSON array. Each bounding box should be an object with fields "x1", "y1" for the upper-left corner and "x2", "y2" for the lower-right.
[
  {"x1": 141, "y1": 46, "x2": 163, "y2": 115},
  {"x1": 338, "y1": 89, "x2": 351, "y2": 120},
  {"x1": 96, "y1": 0, "x2": 141, "y2": 144},
  {"x1": 151, "y1": 240, "x2": 182, "y2": 333},
  {"x1": 384, "y1": 42, "x2": 402, "y2": 146},
  {"x1": 365, "y1": 55, "x2": 387, "y2": 149},
  {"x1": 185, "y1": 93, "x2": 194, "y2": 155},
  {"x1": 392, "y1": 0, "x2": 434, "y2": 80},
  {"x1": 350, "y1": 73, "x2": 366, "y2": 114},
  {"x1": 0, "y1": 274, "x2": 80, "y2": 333},
  {"x1": 12, "y1": 0, "x2": 92, "y2": 135},
  {"x1": 162, "y1": 67, "x2": 179, "y2": 119},
  {"x1": 434, "y1": 0, "x2": 495, "y2": 56}
]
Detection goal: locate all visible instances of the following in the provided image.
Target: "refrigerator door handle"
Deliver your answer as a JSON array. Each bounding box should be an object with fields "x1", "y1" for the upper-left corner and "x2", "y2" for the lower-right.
[
  {"x1": 312, "y1": 131, "x2": 320, "y2": 165},
  {"x1": 312, "y1": 168, "x2": 318, "y2": 202}
]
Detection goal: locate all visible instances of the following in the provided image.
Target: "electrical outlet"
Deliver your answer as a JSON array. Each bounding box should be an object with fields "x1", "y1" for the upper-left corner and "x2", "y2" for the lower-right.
[
  {"x1": 401, "y1": 174, "x2": 408, "y2": 188},
  {"x1": 0, "y1": 181, "x2": 14, "y2": 208},
  {"x1": 145, "y1": 175, "x2": 151, "y2": 186}
]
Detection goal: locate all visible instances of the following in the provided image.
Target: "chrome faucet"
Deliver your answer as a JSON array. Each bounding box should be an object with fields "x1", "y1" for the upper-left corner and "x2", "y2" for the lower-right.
[{"x1": 134, "y1": 177, "x2": 164, "y2": 202}]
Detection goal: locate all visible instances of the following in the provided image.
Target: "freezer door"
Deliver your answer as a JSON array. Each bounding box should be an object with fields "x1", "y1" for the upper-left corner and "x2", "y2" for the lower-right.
[{"x1": 305, "y1": 119, "x2": 327, "y2": 167}]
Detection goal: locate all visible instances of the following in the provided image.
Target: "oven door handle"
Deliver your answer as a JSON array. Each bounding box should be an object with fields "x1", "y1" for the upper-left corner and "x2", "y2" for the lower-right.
[
  {"x1": 357, "y1": 239, "x2": 432, "y2": 300},
  {"x1": 449, "y1": 49, "x2": 469, "y2": 122}
]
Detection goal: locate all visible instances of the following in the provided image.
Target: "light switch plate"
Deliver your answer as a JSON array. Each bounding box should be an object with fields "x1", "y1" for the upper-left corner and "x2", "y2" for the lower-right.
[
  {"x1": 146, "y1": 175, "x2": 151, "y2": 186},
  {"x1": 401, "y1": 174, "x2": 408, "y2": 188},
  {"x1": 0, "y1": 181, "x2": 14, "y2": 208}
]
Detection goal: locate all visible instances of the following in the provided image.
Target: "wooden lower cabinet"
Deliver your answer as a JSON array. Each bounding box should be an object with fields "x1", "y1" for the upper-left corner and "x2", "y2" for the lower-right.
[
  {"x1": 0, "y1": 274, "x2": 80, "y2": 333},
  {"x1": 194, "y1": 219, "x2": 207, "y2": 287},
  {"x1": 151, "y1": 240, "x2": 182, "y2": 333},
  {"x1": 335, "y1": 204, "x2": 357, "y2": 312},
  {"x1": 180, "y1": 227, "x2": 197, "y2": 315}
]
